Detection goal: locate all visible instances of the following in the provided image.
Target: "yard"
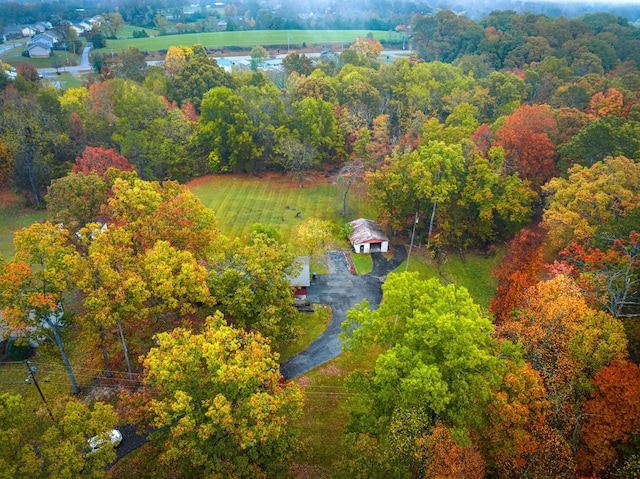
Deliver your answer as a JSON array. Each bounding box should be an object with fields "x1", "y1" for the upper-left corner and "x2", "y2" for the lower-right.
[
  {"x1": 1, "y1": 174, "x2": 503, "y2": 475},
  {"x1": 188, "y1": 173, "x2": 375, "y2": 252}
]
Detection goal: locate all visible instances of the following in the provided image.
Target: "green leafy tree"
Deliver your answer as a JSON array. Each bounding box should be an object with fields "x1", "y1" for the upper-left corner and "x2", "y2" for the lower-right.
[
  {"x1": 0, "y1": 88, "x2": 58, "y2": 207},
  {"x1": 410, "y1": 140, "x2": 466, "y2": 247},
  {"x1": 207, "y1": 233, "x2": 299, "y2": 342},
  {"x1": 127, "y1": 313, "x2": 304, "y2": 478},
  {"x1": 282, "y1": 52, "x2": 314, "y2": 76},
  {"x1": 341, "y1": 272, "x2": 504, "y2": 434},
  {"x1": 171, "y1": 57, "x2": 233, "y2": 113},
  {"x1": 273, "y1": 128, "x2": 317, "y2": 188},
  {"x1": 250, "y1": 45, "x2": 268, "y2": 66},
  {"x1": 290, "y1": 96, "x2": 339, "y2": 162},
  {"x1": 112, "y1": 47, "x2": 149, "y2": 82},
  {"x1": 101, "y1": 12, "x2": 124, "y2": 38},
  {"x1": 197, "y1": 86, "x2": 262, "y2": 172}
]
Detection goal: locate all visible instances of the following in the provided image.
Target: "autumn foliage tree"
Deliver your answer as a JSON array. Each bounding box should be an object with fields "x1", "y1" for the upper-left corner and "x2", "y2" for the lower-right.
[
  {"x1": 494, "y1": 104, "x2": 559, "y2": 188},
  {"x1": 0, "y1": 394, "x2": 118, "y2": 478},
  {"x1": 543, "y1": 156, "x2": 640, "y2": 252},
  {"x1": 72, "y1": 146, "x2": 134, "y2": 177},
  {"x1": 588, "y1": 87, "x2": 624, "y2": 117},
  {"x1": 489, "y1": 227, "x2": 546, "y2": 323},
  {"x1": 0, "y1": 222, "x2": 81, "y2": 394},
  {"x1": 416, "y1": 425, "x2": 486, "y2": 479},
  {"x1": 125, "y1": 313, "x2": 303, "y2": 478},
  {"x1": 497, "y1": 275, "x2": 628, "y2": 453},
  {"x1": 577, "y1": 360, "x2": 640, "y2": 476}
]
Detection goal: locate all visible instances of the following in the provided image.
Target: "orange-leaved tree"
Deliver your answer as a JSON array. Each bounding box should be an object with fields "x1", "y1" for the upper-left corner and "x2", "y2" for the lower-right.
[
  {"x1": 489, "y1": 227, "x2": 546, "y2": 324},
  {"x1": 497, "y1": 275, "x2": 628, "y2": 454},
  {"x1": 577, "y1": 360, "x2": 640, "y2": 476},
  {"x1": 415, "y1": 425, "x2": 486, "y2": 479},
  {"x1": 494, "y1": 104, "x2": 559, "y2": 189}
]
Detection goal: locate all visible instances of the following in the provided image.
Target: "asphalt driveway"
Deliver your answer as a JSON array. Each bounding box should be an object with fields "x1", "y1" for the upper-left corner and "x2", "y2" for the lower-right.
[{"x1": 280, "y1": 246, "x2": 407, "y2": 380}]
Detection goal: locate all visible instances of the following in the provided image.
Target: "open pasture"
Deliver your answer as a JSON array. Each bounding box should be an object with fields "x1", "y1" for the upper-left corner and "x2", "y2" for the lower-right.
[
  {"x1": 99, "y1": 29, "x2": 401, "y2": 53},
  {"x1": 188, "y1": 173, "x2": 374, "y2": 246}
]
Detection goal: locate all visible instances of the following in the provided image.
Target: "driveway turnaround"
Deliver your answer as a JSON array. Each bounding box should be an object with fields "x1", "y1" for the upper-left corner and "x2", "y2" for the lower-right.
[{"x1": 280, "y1": 246, "x2": 407, "y2": 380}]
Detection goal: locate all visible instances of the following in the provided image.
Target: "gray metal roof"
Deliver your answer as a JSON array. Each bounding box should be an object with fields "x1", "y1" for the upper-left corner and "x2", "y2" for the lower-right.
[
  {"x1": 289, "y1": 256, "x2": 310, "y2": 288},
  {"x1": 349, "y1": 218, "x2": 389, "y2": 245}
]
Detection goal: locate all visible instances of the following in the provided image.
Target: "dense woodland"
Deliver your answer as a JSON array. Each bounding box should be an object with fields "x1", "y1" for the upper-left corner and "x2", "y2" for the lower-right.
[{"x1": 1, "y1": 8, "x2": 640, "y2": 479}]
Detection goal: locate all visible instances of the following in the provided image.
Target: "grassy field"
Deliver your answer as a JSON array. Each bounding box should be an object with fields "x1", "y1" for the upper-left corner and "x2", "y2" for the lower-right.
[
  {"x1": 0, "y1": 189, "x2": 47, "y2": 260},
  {"x1": 276, "y1": 305, "x2": 331, "y2": 363},
  {"x1": 98, "y1": 29, "x2": 403, "y2": 53},
  {"x1": 400, "y1": 247, "x2": 504, "y2": 309},
  {"x1": 118, "y1": 25, "x2": 160, "y2": 38},
  {"x1": 188, "y1": 174, "x2": 375, "y2": 251}
]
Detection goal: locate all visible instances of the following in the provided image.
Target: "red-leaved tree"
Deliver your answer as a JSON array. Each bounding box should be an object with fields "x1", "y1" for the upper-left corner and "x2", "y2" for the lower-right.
[
  {"x1": 577, "y1": 360, "x2": 640, "y2": 476},
  {"x1": 494, "y1": 105, "x2": 559, "y2": 188},
  {"x1": 489, "y1": 227, "x2": 546, "y2": 323},
  {"x1": 72, "y1": 146, "x2": 133, "y2": 177}
]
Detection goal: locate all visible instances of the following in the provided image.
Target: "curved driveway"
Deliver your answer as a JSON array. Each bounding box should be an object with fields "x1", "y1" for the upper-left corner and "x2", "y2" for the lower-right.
[{"x1": 280, "y1": 246, "x2": 406, "y2": 380}]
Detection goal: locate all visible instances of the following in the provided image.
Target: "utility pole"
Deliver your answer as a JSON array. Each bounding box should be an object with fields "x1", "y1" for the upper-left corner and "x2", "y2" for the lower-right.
[
  {"x1": 25, "y1": 360, "x2": 54, "y2": 422},
  {"x1": 405, "y1": 212, "x2": 419, "y2": 272}
]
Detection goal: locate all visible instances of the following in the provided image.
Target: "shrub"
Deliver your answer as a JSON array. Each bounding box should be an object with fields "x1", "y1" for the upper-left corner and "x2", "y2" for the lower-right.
[{"x1": 6, "y1": 338, "x2": 32, "y2": 360}]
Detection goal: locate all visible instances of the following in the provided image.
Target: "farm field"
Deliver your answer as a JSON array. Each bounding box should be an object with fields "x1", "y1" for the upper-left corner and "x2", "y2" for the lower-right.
[{"x1": 97, "y1": 29, "x2": 402, "y2": 53}]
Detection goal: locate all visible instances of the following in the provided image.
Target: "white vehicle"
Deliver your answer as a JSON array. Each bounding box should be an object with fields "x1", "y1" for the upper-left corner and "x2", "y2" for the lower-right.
[{"x1": 87, "y1": 429, "x2": 122, "y2": 453}]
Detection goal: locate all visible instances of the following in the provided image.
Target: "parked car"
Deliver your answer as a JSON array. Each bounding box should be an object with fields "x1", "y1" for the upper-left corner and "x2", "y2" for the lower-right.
[{"x1": 87, "y1": 429, "x2": 122, "y2": 453}]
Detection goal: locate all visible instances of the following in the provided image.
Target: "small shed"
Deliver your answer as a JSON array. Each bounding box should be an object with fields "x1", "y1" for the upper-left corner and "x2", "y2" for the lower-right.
[
  {"x1": 288, "y1": 256, "x2": 310, "y2": 300},
  {"x1": 349, "y1": 218, "x2": 389, "y2": 254}
]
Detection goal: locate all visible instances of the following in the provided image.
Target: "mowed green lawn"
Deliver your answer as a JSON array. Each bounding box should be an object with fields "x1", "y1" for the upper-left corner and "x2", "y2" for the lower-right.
[
  {"x1": 100, "y1": 29, "x2": 402, "y2": 53},
  {"x1": 0, "y1": 190, "x2": 47, "y2": 260},
  {"x1": 188, "y1": 174, "x2": 374, "y2": 247}
]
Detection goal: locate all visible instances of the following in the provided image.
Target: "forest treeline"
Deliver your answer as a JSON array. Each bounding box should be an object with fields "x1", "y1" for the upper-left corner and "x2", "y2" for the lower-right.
[{"x1": 0, "y1": 8, "x2": 639, "y2": 479}]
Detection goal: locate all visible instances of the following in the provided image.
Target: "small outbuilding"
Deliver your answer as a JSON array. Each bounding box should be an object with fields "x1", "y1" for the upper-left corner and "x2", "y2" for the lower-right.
[
  {"x1": 349, "y1": 218, "x2": 389, "y2": 254},
  {"x1": 288, "y1": 256, "x2": 310, "y2": 300}
]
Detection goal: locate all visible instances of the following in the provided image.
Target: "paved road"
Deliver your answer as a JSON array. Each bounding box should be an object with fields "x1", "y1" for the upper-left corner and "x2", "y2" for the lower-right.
[
  {"x1": 38, "y1": 42, "x2": 92, "y2": 76},
  {"x1": 280, "y1": 246, "x2": 407, "y2": 380}
]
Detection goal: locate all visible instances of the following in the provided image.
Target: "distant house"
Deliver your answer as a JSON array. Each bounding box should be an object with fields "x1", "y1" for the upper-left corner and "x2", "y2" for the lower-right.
[
  {"x1": 19, "y1": 25, "x2": 37, "y2": 37},
  {"x1": 216, "y1": 20, "x2": 228, "y2": 31},
  {"x1": 29, "y1": 32, "x2": 58, "y2": 48},
  {"x1": 70, "y1": 23, "x2": 88, "y2": 34},
  {"x1": 31, "y1": 22, "x2": 46, "y2": 33},
  {"x1": 288, "y1": 256, "x2": 310, "y2": 300},
  {"x1": 26, "y1": 42, "x2": 51, "y2": 58},
  {"x1": 4, "y1": 26, "x2": 23, "y2": 39},
  {"x1": 349, "y1": 218, "x2": 389, "y2": 254}
]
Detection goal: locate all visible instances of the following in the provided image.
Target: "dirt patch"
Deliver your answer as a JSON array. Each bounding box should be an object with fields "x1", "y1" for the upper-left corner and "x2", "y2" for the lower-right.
[
  {"x1": 344, "y1": 252, "x2": 357, "y2": 275},
  {"x1": 297, "y1": 376, "x2": 313, "y2": 387},
  {"x1": 0, "y1": 186, "x2": 23, "y2": 208},
  {"x1": 318, "y1": 364, "x2": 345, "y2": 377},
  {"x1": 292, "y1": 464, "x2": 331, "y2": 479}
]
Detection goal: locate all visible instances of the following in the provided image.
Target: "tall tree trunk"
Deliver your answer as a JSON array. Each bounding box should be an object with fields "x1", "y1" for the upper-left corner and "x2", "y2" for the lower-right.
[
  {"x1": 98, "y1": 323, "x2": 112, "y2": 377},
  {"x1": 47, "y1": 318, "x2": 80, "y2": 394},
  {"x1": 426, "y1": 201, "x2": 437, "y2": 249},
  {"x1": 117, "y1": 319, "x2": 133, "y2": 381}
]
